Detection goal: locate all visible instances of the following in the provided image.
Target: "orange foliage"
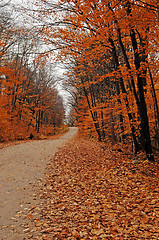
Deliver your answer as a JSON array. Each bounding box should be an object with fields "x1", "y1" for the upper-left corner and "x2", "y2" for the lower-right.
[
  {"x1": 55, "y1": 0, "x2": 159, "y2": 160},
  {"x1": 0, "y1": 53, "x2": 65, "y2": 142}
]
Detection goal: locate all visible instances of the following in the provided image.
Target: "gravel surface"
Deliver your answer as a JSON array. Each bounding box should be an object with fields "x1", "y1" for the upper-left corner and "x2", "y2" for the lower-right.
[{"x1": 0, "y1": 127, "x2": 78, "y2": 240}]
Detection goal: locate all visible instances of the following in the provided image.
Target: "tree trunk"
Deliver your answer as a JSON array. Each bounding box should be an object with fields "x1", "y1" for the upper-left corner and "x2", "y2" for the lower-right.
[
  {"x1": 127, "y1": 7, "x2": 154, "y2": 161},
  {"x1": 109, "y1": 36, "x2": 140, "y2": 152},
  {"x1": 80, "y1": 76, "x2": 103, "y2": 141}
]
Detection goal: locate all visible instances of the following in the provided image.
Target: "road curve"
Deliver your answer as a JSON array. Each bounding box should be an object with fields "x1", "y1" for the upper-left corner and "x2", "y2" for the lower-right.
[{"x1": 0, "y1": 127, "x2": 78, "y2": 239}]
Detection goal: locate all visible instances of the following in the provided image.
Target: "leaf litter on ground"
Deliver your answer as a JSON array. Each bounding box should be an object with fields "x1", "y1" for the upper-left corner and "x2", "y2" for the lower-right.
[{"x1": 25, "y1": 138, "x2": 159, "y2": 239}]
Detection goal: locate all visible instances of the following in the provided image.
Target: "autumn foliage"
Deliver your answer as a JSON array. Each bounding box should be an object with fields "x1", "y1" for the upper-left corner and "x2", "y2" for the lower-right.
[
  {"x1": 26, "y1": 138, "x2": 159, "y2": 239},
  {"x1": 50, "y1": 0, "x2": 159, "y2": 161},
  {"x1": 0, "y1": 9, "x2": 65, "y2": 142},
  {"x1": 2, "y1": 1, "x2": 158, "y2": 160}
]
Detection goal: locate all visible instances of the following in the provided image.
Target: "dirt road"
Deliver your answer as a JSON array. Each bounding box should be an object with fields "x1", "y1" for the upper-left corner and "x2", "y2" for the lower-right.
[{"x1": 0, "y1": 127, "x2": 78, "y2": 240}]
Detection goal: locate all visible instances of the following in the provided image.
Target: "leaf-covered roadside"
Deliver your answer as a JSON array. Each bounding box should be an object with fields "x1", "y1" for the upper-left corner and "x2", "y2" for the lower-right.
[{"x1": 26, "y1": 139, "x2": 159, "y2": 239}]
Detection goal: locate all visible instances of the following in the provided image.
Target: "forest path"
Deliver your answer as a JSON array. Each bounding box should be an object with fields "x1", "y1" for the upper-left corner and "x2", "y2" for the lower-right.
[{"x1": 0, "y1": 127, "x2": 78, "y2": 240}]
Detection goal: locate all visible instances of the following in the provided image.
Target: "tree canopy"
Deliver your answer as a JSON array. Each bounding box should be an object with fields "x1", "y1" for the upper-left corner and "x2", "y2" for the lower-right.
[{"x1": 1, "y1": 0, "x2": 158, "y2": 160}]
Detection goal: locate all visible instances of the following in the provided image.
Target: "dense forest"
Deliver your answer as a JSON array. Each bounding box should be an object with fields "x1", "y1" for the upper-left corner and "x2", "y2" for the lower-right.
[
  {"x1": 0, "y1": 1, "x2": 65, "y2": 142},
  {"x1": 0, "y1": 0, "x2": 158, "y2": 161}
]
